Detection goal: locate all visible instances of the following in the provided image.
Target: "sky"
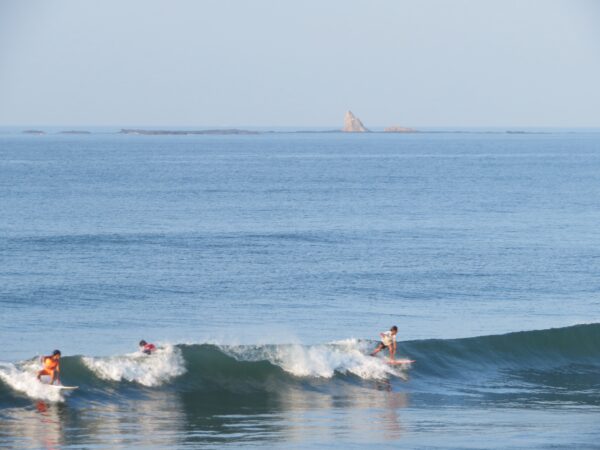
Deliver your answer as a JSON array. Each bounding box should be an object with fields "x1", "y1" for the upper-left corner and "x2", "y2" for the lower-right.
[{"x1": 0, "y1": 0, "x2": 599, "y2": 128}]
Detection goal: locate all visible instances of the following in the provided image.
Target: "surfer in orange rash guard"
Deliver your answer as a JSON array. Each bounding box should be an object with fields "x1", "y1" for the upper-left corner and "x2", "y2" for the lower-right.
[{"x1": 37, "y1": 350, "x2": 61, "y2": 385}]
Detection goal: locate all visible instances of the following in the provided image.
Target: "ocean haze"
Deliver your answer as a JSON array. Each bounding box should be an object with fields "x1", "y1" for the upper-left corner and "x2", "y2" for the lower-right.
[{"x1": 0, "y1": 0, "x2": 599, "y2": 127}]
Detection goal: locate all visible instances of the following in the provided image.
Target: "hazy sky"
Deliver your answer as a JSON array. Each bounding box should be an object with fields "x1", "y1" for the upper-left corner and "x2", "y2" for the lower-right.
[{"x1": 0, "y1": 0, "x2": 599, "y2": 127}]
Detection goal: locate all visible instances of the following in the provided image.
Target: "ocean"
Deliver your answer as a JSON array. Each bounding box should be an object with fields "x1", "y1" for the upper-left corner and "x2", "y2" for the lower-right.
[{"x1": 1, "y1": 131, "x2": 599, "y2": 448}]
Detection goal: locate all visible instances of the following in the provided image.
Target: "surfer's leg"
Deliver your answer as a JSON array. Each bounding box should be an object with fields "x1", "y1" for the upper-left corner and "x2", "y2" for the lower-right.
[{"x1": 371, "y1": 343, "x2": 385, "y2": 356}]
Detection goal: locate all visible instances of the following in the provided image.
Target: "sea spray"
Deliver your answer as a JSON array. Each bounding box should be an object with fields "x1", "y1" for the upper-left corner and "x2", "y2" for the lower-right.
[
  {"x1": 82, "y1": 345, "x2": 186, "y2": 387},
  {"x1": 0, "y1": 361, "x2": 65, "y2": 402},
  {"x1": 224, "y1": 339, "x2": 401, "y2": 380}
]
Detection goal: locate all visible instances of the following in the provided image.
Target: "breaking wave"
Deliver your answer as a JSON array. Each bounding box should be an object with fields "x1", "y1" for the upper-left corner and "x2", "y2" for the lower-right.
[
  {"x1": 1, "y1": 323, "x2": 598, "y2": 404},
  {"x1": 82, "y1": 345, "x2": 185, "y2": 387}
]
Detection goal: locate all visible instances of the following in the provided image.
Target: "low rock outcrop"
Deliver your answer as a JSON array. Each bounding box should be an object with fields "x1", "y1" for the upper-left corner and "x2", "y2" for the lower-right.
[
  {"x1": 384, "y1": 126, "x2": 416, "y2": 133},
  {"x1": 119, "y1": 129, "x2": 260, "y2": 135}
]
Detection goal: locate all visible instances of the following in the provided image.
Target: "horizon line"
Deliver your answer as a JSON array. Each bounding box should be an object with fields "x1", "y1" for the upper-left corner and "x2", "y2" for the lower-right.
[{"x1": 2, "y1": 124, "x2": 600, "y2": 130}]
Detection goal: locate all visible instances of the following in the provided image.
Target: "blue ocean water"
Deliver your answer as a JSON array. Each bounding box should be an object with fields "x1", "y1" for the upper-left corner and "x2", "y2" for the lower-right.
[{"x1": 1, "y1": 131, "x2": 600, "y2": 448}]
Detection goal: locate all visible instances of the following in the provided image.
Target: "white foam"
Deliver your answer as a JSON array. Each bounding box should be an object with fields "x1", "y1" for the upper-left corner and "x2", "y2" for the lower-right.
[
  {"x1": 0, "y1": 361, "x2": 65, "y2": 402},
  {"x1": 82, "y1": 345, "x2": 186, "y2": 387},
  {"x1": 225, "y1": 339, "x2": 402, "y2": 380}
]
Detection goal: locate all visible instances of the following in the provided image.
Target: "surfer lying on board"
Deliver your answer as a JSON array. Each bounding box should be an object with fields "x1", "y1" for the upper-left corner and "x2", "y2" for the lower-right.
[
  {"x1": 37, "y1": 350, "x2": 61, "y2": 385},
  {"x1": 371, "y1": 326, "x2": 398, "y2": 361},
  {"x1": 139, "y1": 340, "x2": 156, "y2": 355}
]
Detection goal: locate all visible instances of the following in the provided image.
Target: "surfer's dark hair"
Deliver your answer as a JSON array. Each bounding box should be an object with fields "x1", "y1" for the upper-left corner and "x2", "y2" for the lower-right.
[
  {"x1": 391, "y1": 326, "x2": 398, "y2": 332},
  {"x1": 52, "y1": 350, "x2": 61, "y2": 356},
  {"x1": 139, "y1": 340, "x2": 147, "y2": 346}
]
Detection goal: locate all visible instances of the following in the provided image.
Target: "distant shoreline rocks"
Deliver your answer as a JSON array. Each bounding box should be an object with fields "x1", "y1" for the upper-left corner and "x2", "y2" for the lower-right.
[
  {"x1": 21, "y1": 129, "x2": 92, "y2": 135},
  {"x1": 342, "y1": 111, "x2": 416, "y2": 133},
  {"x1": 14, "y1": 120, "x2": 552, "y2": 137},
  {"x1": 119, "y1": 128, "x2": 260, "y2": 136}
]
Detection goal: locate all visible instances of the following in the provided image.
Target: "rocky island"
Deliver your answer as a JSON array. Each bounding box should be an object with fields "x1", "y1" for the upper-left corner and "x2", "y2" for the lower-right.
[{"x1": 22, "y1": 129, "x2": 45, "y2": 135}]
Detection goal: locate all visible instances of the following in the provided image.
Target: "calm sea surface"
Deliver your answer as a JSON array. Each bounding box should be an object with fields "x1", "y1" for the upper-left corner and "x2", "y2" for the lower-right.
[{"x1": 1, "y1": 132, "x2": 599, "y2": 448}]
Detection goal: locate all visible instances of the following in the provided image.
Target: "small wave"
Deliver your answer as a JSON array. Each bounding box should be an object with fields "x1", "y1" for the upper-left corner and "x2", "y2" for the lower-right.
[
  {"x1": 82, "y1": 345, "x2": 186, "y2": 387},
  {"x1": 403, "y1": 322, "x2": 600, "y2": 377}
]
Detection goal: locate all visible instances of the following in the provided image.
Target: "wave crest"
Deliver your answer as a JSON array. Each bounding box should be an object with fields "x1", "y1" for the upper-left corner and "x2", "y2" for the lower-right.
[
  {"x1": 224, "y1": 339, "x2": 399, "y2": 379},
  {"x1": 82, "y1": 345, "x2": 186, "y2": 387}
]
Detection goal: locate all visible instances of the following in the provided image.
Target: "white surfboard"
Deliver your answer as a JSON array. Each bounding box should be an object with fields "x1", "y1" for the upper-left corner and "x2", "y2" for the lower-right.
[
  {"x1": 39, "y1": 374, "x2": 78, "y2": 390},
  {"x1": 46, "y1": 384, "x2": 79, "y2": 391}
]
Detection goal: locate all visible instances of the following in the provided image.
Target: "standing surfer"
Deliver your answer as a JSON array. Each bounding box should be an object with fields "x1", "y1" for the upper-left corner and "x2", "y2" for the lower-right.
[
  {"x1": 371, "y1": 326, "x2": 398, "y2": 361},
  {"x1": 37, "y1": 350, "x2": 61, "y2": 385}
]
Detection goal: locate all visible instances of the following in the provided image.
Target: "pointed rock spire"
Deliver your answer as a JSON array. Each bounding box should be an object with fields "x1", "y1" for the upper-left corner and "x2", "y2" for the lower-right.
[{"x1": 342, "y1": 111, "x2": 368, "y2": 132}]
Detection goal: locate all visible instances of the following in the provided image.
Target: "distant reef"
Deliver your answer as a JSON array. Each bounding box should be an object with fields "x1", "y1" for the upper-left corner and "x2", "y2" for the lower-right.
[
  {"x1": 22, "y1": 129, "x2": 45, "y2": 135},
  {"x1": 384, "y1": 126, "x2": 417, "y2": 133},
  {"x1": 60, "y1": 130, "x2": 91, "y2": 135},
  {"x1": 119, "y1": 128, "x2": 260, "y2": 136}
]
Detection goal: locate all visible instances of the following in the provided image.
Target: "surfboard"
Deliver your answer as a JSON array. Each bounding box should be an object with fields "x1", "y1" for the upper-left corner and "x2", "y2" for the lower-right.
[
  {"x1": 38, "y1": 375, "x2": 78, "y2": 390},
  {"x1": 387, "y1": 359, "x2": 415, "y2": 365},
  {"x1": 47, "y1": 384, "x2": 78, "y2": 391}
]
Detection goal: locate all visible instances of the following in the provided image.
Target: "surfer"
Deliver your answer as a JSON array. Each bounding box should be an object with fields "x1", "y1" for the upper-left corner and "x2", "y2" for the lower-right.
[
  {"x1": 37, "y1": 350, "x2": 61, "y2": 385},
  {"x1": 139, "y1": 340, "x2": 156, "y2": 355},
  {"x1": 371, "y1": 326, "x2": 398, "y2": 361}
]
